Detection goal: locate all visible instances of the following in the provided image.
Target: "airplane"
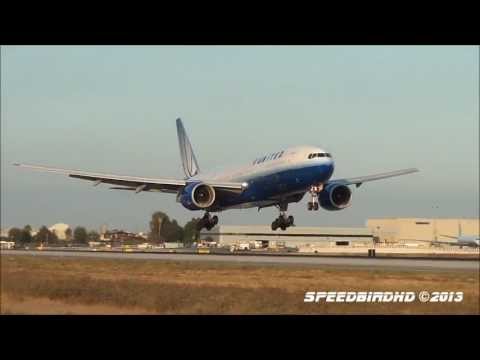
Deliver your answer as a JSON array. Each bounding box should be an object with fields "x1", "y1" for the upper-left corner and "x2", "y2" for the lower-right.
[
  {"x1": 436, "y1": 222, "x2": 480, "y2": 248},
  {"x1": 14, "y1": 118, "x2": 419, "y2": 231}
]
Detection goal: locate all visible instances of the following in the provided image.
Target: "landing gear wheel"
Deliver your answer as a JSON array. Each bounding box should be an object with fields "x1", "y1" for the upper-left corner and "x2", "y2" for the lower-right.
[
  {"x1": 272, "y1": 203, "x2": 295, "y2": 231},
  {"x1": 271, "y1": 220, "x2": 279, "y2": 231},
  {"x1": 308, "y1": 202, "x2": 313, "y2": 211},
  {"x1": 313, "y1": 202, "x2": 319, "y2": 211},
  {"x1": 197, "y1": 213, "x2": 219, "y2": 231},
  {"x1": 288, "y1": 215, "x2": 294, "y2": 226}
]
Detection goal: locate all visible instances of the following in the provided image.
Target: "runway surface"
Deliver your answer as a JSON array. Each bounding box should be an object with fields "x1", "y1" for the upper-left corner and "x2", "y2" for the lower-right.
[{"x1": 2, "y1": 250, "x2": 478, "y2": 271}]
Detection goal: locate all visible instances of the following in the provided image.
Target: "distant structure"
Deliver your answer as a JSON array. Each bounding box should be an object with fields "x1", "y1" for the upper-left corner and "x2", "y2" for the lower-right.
[
  {"x1": 201, "y1": 225, "x2": 373, "y2": 250},
  {"x1": 100, "y1": 229, "x2": 147, "y2": 246},
  {"x1": 48, "y1": 223, "x2": 71, "y2": 240},
  {"x1": 0, "y1": 240, "x2": 15, "y2": 249},
  {"x1": 200, "y1": 219, "x2": 480, "y2": 250},
  {"x1": 367, "y1": 218, "x2": 479, "y2": 245},
  {"x1": 0, "y1": 228, "x2": 10, "y2": 239}
]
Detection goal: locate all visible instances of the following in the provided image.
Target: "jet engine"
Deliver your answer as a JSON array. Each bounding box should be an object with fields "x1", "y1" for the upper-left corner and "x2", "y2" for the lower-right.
[
  {"x1": 179, "y1": 182, "x2": 216, "y2": 210},
  {"x1": 319, "y1": 183, "x2": 352, "y2": 211}
]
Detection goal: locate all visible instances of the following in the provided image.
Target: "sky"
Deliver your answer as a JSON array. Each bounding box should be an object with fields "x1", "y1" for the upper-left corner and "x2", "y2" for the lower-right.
[{"x1": 1, "y1": 46, "x2": 478, "y2": 232}]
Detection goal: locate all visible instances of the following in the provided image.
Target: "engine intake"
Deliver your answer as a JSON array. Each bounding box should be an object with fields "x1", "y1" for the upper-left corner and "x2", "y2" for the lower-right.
[
  {"x1": 179, "y1": 182, "x2": 216, "y2": 210},
  {"x1": 319, "y1": 184, "x2": 352, "y2": 211}
]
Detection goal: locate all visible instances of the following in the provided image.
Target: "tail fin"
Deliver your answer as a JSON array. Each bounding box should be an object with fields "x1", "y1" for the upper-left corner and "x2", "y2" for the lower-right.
[{"x1": 176, "y1": 118, "x2": 200, "y2": 178}]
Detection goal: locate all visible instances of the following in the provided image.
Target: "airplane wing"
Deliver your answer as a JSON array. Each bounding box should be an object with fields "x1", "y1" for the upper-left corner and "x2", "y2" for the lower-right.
[
  {"x1": 13, "y1": 163, "x2": 247, "y2": 193},
  {"x1": 327, "y1": 168, "x2": 419, "y2": 188},
  {"x1": 438, "y1": 234, "x2": 458, "y2": 240}
]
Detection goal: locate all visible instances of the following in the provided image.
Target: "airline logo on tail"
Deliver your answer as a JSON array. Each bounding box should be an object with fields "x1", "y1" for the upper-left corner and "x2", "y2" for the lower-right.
[{"x1": 176, "y1": 118, "x2": 200, "y2": 179}]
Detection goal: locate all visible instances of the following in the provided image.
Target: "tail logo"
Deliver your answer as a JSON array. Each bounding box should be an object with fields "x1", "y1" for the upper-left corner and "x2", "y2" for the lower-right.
[{"x1": 176, "y1": 118, "x2": 200, "y2": 178}]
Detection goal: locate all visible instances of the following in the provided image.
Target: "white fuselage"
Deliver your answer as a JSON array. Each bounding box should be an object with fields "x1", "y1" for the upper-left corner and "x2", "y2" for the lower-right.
[{"x1": 191, "y1": 145, "x2": 334, "y2": 184}]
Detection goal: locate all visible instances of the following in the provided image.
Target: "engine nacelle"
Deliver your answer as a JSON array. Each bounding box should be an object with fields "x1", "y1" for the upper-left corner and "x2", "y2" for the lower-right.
[
  {"x1": 179, "y1": 182, "x2": 216, "y2": 210},
  {"x1": 319, "y1": 183, "x2": 352, "y2": 211}
]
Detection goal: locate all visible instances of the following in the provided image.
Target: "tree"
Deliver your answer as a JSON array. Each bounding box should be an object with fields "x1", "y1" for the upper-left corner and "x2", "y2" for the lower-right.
[
  {"x1": 35, "y1": 226, "x2": 57, "y2": 244},
  {"x1": 183, "y1": 218, "x2": 201, "y2": 246},
  {"x1": 148, "y1": 211, "x2": 185, "y2": 243},
  {"x1": 88, "y1": 230, "x2": 100, "y2": 242},
  {"x1": 73, "y1": 226, "x2": 88, "y2": 244},
  {"x1": 65, "y1": 228, "x2": 72, "y2": 241},
  {"x1": 20, "y1": 225, "x2": 33, "y2": 244},
  {"x1": 162, "y1": 219, "x2": 184, "y2": 242},
  {"x1": 8, "y1": 228, "x2": 22, "y2": 243},
  {"x1": 149, "y1": 211, "x2": 167, "y2": 243}
]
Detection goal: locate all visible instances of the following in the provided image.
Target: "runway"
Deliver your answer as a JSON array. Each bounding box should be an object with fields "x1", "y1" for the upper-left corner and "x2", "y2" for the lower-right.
[{"x1": 2, "y1": 250, "x2": 478, "y2": 271}]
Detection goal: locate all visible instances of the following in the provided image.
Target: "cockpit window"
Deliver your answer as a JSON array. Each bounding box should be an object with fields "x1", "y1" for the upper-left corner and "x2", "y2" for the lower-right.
[{"x1": 308, "y1": 152, "x2": 332, "y2": 159}]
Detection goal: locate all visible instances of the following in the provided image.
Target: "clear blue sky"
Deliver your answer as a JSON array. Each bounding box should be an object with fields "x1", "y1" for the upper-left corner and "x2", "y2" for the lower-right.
[{"x1": 1, "y1": 46, "x2": 478, "y2": 232}]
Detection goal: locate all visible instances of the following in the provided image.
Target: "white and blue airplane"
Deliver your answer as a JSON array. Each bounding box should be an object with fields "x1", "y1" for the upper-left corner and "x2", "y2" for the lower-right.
[
  {"x1": 437, "y1": 223, "x2": 480, "y2": 248},
  {"x1": 14, "y1": 118, "x2": 419, "y2": 231}
]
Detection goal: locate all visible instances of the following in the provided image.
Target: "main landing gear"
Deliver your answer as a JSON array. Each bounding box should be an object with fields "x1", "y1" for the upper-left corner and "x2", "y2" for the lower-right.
[
  {"x1": 196, "y1": 212, "x2": 218, "y2": 231},
  {"x1": 307, "y1": 184, "x2": 323, "y2": 211},
  {"x1": 271, "y1": 203, "x2": 294, "y2": 231}
]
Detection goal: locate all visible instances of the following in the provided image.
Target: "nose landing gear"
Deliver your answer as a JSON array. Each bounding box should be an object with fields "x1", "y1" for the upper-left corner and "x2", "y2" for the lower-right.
[
  {"x1": 307, "y1": 184, "x2": 323, "y2": 211},
  {"x1": 196, "y1": 212, "x2": 218, "y2": 231}
]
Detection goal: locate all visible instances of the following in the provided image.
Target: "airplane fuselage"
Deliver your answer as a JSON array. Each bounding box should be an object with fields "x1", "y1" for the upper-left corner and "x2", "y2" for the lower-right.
[{"x1": 190, "y1": 146, "x2": 334, "y2": 211}]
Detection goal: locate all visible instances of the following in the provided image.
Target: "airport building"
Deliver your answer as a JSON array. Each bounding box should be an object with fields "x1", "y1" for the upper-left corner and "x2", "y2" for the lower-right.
[
  {"x1": 200, "y1": 225, "x2": 374, "y2": 250},
  {"x1": 367, "y1": 218, "x2": 479, "y2": 245},
  {"x1": 200, "y1": 218, "x2": 479, "y2": 251}
]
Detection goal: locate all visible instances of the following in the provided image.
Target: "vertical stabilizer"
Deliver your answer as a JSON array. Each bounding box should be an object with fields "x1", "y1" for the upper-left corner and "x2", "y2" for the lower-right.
[{"x1": 176, "y1": 118, "x2": 200, "y2": 178}]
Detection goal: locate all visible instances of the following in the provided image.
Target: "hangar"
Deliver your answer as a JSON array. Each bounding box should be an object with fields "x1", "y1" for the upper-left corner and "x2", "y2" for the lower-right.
[
  {"x1": 200, "y1": 225, "x2": 373, "y2": 250},
  {"x1": 200, "y1": 218, "x2": 479, "y2": 251},
  {"x1": 367, "y1": 218, "x2": 479, "y2": 245}
]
